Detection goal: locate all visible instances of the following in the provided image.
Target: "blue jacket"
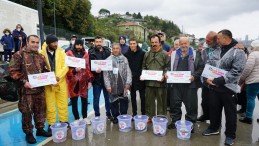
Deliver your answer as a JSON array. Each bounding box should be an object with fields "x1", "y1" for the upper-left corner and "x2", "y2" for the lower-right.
[
  {"x1": 1, "y1": 34, "x2": 15, "y2": 50},
  {"x1": 161, "y1": 41, "x2": 171, "y2": 52},
  {"x1": 120, "y1": 44, "x2": 129, "y2": 54}
]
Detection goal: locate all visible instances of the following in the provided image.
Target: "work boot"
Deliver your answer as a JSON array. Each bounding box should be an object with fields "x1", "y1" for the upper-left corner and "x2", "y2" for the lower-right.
[
  {"x1": 26, "y1": 133, "x2": 36, "y2": 144},
  {"x1": 36, "y1": 128, "x2": 52, "y2": 137}
]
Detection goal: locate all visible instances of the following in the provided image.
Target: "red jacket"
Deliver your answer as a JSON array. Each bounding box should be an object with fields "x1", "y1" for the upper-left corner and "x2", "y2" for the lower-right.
[{"x1": 66, "y1": 50, "x2": 93, "y2": 98}]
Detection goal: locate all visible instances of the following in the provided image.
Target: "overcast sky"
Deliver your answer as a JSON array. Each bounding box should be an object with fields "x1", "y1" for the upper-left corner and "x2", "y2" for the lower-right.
[{"x1": 90, "y1": 0, "x2": 259, "y2": 40}]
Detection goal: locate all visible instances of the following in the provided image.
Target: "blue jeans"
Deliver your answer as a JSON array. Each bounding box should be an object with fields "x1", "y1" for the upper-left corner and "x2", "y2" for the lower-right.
[
  {"x1": 93, "y1": 84, "x2": 111, "y2": 117},
  {"x1": 246, "y1": 83, "x2": 259, "y2": 118}
]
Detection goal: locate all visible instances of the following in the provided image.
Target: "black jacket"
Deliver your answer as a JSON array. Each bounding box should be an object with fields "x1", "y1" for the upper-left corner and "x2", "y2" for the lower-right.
[
  {"x1": 89, "y1": 46, "x2": 111, "y2": 85},
  {"x1": 124, "y1": 46, "x2": 145, "y2": 90}
]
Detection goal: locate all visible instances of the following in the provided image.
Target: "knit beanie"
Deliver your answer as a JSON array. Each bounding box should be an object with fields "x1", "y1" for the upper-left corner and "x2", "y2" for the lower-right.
[
  {"x1": 119, "y1": 35, "x2": 126, "y2": 41},
  {"x1": 46, "y1": 34, "x2": 58, "y2": 44},
  {"x1": 74, "y1": 39, "x2": 83, "y2": 46}
]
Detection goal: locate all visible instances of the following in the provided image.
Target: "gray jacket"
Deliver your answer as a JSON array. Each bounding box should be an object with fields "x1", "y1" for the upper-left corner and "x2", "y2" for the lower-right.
[{"x1": 207, "y1": 47, "x2": 246, "y2": 93}]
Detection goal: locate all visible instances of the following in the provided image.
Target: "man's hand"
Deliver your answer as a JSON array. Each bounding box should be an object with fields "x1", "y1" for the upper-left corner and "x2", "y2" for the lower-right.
[
  {"x1": 140, "y1": 75, "x2": 144, "y2": 81},
  {"x1": 206, "y1": 78, "x2": 216, "y2": 86},
  {"x1": 157, "y1": 76, "x2": 164, "y2": 82},
  {"x1": 24, "y1": 82, "x2": 32, "y2": 88},
  {"x1": 88, "y1": 82, "x2": 92, "y2": 89},
  {"x1": 75, "y1": 67, "x2": 81, "y2": 72},
  {"x1": 95, "y1": 68, "x2": 102, "y2": 73},
  {"x1": 164, "y1": 73, "x2": 168, "y2": 79},
  {"x1": 189, "y1": 75, "x2": 195, "y2": 82},
  {"x1": 56, "y1": 77, "x2": 60, "y2": 82},
  {"x1": 107, "y1": 88, "x2": 112, "y2": 93}
]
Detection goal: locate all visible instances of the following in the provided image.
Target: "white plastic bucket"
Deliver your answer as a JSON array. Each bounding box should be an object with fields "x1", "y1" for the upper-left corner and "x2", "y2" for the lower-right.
[
  {"x1": 133, "y1": 115, "x2": 149, "y2": 133},
  {"x1": 175, "y1": 120, "x2": 193, "y2": 140},
  {"x1": 70, "y1": 120, "x2": 86, "y2": 140},
  {"x1": 50, "y1": 123, "x2": 68, "y2": 143},
  {"x1": 91, "y1": 117, "x2": 106, "y2": 134},
  {"x1": 152, "y1": 115, "x2": 168, "y2": 136},
  {"x1": 117, "y1": 115, "x2": 132, "y2": 132}
]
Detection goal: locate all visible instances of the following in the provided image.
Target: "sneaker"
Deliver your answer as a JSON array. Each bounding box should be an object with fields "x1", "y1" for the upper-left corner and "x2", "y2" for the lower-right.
[
  {"x1": 202, "y1": 129, "x2": 220, "y2": 136},
  {"x1": 36, "y1": 128, "x2": 52, "y2": 137},
  {"x1": 197, "y1": 115, "x2": 209, "y2": 122},
  {"x1": 224, "y1": 137, "x2": 234, "y2": 145},
  {"x1": 83, "y1": 118, "x2": 91, "y2": 125},
  {"x1": 26, "y1": 133, "x2": 37, "y2": 144},
  {"x1": 239, "y1": 117, "x2": 252, "y2": 124},
  {"x1": 167, "y1": 123, "x2": 176, "y2": 129}
]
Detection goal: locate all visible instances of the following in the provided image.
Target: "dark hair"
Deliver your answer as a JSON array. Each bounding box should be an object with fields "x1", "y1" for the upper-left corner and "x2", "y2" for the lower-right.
[
  {"x1": 27, "y1": 35, "x2": 39, "y2": 41},
  {"x1": 218, "y1": 29, "x2": 232, "y2": 39},
  {"x1": 3, "y1": 28, "x2": 11, "y2": 34},
  {"x1": 150, "y1": 34, "x2": 161, "y2": 43},
  {"x1": 94, "y1": 36, "x2": 102, "y2": 41},
  {"x1": 129, "y1": 38, "x2": 137, "y2": 43}
]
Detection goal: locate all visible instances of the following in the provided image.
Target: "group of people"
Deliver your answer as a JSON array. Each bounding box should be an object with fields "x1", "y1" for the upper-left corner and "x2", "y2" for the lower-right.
[
  {"x1": 7, "y1": 28, "x2": 259, "y2": 145},
  {"x1": 1, "y1": 24, "x2": 27, "y2": 62}
]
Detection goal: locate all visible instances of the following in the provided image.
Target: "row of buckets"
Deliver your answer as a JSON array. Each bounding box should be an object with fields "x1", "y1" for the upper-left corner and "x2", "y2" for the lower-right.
[{"x1": 50, "y1": 115, "x2": 193, "y2": 143}]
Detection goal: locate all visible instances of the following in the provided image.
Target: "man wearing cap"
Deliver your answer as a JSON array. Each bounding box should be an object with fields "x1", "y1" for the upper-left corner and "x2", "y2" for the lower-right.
[
  {"x1": 119, "y1": 35, "x2": 129, "y2": 54},
  {"x1": 158, "y1": 32, "x2": 171, "y2": 52},
  {"x1": 40, "y1": 34, "x2": 69, "y2": 131},
  {"x1": 65, "y1": 34, "x2": 77, "y2": 53}
]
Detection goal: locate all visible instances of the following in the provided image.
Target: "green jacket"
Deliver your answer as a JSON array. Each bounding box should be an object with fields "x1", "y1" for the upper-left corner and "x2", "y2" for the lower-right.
[{"x1": 142, "y1": 48, "x2": 169, "y2": 87}]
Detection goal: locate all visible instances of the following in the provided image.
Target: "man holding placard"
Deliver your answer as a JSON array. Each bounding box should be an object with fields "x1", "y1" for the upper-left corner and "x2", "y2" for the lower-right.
[
  {"x1": 201, "y1": 30, "x2": 246, "y2": 146},
  {"x1": 166, "y1": 37, "x2": 204, "y2": 131},
  {"x1": 141, "y1": 34, "x2": 169, "y2": 123},
  {"x1": 9, "y1": 35, "x2": 51, "y2": 144}
]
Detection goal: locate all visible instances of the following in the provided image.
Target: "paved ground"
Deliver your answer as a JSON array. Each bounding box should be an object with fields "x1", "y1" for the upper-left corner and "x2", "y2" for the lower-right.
[{"x1": 43, "y1": 89, "x2": 259, "y2": 146}]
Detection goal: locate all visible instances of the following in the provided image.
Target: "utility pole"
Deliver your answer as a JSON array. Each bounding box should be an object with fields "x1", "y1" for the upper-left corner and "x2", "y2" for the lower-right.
[
  {"x1": 37, "y1": 0, "x2": 44, "y2": 46},
  {"x1": 54, "y1": 0, "x2": 56, "y2": 35}
]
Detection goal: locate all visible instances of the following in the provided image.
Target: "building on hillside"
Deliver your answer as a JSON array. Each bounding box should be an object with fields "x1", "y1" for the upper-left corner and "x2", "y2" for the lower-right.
[{"x1": 117, "y1": 22, "x2": 149, "y2": 41}]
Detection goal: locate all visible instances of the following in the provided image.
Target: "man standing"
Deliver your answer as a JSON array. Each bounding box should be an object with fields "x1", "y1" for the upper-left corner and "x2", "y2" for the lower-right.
[
  {"x1": 40, "y1": 34, "x2": 69, "y2": 130},
  {"x1": 124, "y1": 38, "x2": 146, "y2": 117},
  {"x1": 158, "y1": 32, "x2": 171, "y2": 52},
  {"x1": 103, "y1": 43, "x2": 132, "y2": 124},
  {"x1": 167, "y1": 37, "x2": 204, "y2": 131},
  {"x1": 89, "y1": 36, "x2": 113, "y2": 120},
  {"x1": 168, "y1": 39, "x2": 179, "y2": 57},
  {"x1": 9, "y1": 35, "x2": 51, "y2": 144},
  {"x1": 197, "y1": 31, "x2": 218, "y2": 122},
  {"x1": 119, "y1": 35, "x2": 129, "y2": 54},
  {"x1": 202, "y1": 29, "x2": 246, "y2": 146},
  {"x1": 142, "y1": 34, "x2": 168, "y2": 123},
  {"x1": 65, "y1": 34, "x2": 77, "y2": 53}
]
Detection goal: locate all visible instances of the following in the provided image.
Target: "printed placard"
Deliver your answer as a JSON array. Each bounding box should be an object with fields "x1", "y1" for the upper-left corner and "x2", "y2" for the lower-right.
[
  {"x1": 166, "y1": 71, "x2": 191, "y2": 83},
  {"x1": 141, "y1": 70, "x2": 163, "y2": 81},
  {"x1": 91, "y1": 60, "x2": 113, "y2": 71},
  {"x1": 28, "y1": 72, "x2": 57, "y2": 88},
  {"x1": 201, "y1": 64, "x2": 227, "y2": 78},
  {"x1": 65, "y1": 56, "x2": 86, "y2": 69}
]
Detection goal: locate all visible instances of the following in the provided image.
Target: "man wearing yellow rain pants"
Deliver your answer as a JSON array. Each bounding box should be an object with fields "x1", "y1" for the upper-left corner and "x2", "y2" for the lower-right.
[{"x1": 40, "y1": 34, "x2": 69, "y2": 131}]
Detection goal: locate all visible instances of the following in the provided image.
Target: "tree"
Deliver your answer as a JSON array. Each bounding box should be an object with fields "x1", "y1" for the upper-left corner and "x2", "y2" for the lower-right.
[
  {"x1": 132, "y1": 13, "x2": 137, "y2": 19},
  {"x1": 99, "y1": 8, "x2": 110, "y2": 17},
  {"x1": 125, "y1": 12, "x2": 130, "y2": 16},
  {"x1": 136, "y1": 12, "x2": 142, "y2": 19}
]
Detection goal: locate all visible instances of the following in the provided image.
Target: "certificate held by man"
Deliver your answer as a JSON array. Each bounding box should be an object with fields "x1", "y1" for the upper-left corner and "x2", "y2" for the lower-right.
[
  {"x1": 166, "y1": 71, "x2": 191, "y2": 83},
  {"x1": 28, "y1": 72, "x2": 57, "y2": 88},
  {"x1": 91, "y1": 60, "x2": 113, "y2": 71},
  {"x1": 65, "y1": 56, "x2": 86, "y2": 69},
  {"x1": 141, "y1": 70, "x2": 163, "y2": 81},
  {"x1": 201, "y1": 64, "x2": 227, "y2": 78}
]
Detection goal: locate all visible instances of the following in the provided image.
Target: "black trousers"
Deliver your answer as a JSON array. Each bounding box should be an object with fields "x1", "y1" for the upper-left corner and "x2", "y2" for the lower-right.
[
  {"x1": 208, "y1": 89, "x2": 237, "y2": 139},
  {"x1": 111, "y1": 98, "x2": 128, "y2": 118},
  {"x1": 237, "y1": 90, "x2": 247, "y2": 111},
  {"x1": 201, "y1": 86, "x2": 210, "y2": 118},
  {"x1": 71, "y1": 96, "x2": 88, "y2": 120},
  {"x1": 170, "y1": 84, "x2": 198, "y2": 123},
  {"x1": 131, "y1": 86, "x2": 145, "y2": 116}
]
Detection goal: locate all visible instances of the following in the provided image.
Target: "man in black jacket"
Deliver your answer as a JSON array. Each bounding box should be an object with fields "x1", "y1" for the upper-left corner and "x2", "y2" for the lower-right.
[
  {"x1": 89, "y1": 36, "x2": 112, "y2": 120},
  {"x1": 124, "y1": 38, "x2": 146, "y2": 117}
]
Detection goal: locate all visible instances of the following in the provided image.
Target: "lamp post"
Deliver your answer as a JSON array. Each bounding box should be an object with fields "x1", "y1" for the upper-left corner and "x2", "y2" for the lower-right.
[
  {"x1": 54, "y1": 0, "x2": 56, "y2": 35},
  {"x1": 37, "y1": 0, "x2": 44, "y2": 46}
]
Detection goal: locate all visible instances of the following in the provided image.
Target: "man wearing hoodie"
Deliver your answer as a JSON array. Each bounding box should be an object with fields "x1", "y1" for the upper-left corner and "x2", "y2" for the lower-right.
[
  {"x1": 202, "y1": 29, "x2": 246, "y2": 146},
  {"x1": 158, "y1": 32, "x2": 171, "y2": 52},
  {"x1": 124, "y1": 38, "x2": 146, "y2": 117},
  {"x1": 119, "y1": 35, "x2": 129, "y2": 54}
]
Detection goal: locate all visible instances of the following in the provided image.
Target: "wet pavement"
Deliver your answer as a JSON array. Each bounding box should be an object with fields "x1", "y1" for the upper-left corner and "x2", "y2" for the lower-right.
[{"x1": 43, "y1": 89, "x2": 259, "y2": 146}]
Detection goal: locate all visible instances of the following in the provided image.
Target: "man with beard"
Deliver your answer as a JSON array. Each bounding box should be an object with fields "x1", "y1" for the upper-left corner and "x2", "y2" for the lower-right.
[
  {"x1": 40, "y1": 34, "x2": 69, "y2": 131},
  {"x1": 166, "y1": 37, "x2": 204, "y2": 132},
  {"x1": 202, "y1": 30, "x2": 246, "y2": 146},
  {"x1": 142, "y1": 34, "x2": 168, "y2": 123},
  {"x1": 89, "y1": 36, "x2": 113, "y2": 120},
  {"x1": 9, "y1": 35, "x2": 51, "y2": 144},
  {"x1": 197, "y1": 31, "x2": 218, "y2": 122},
  {"x1": 124, "y1": 38, "x2": 146, "y2": 117}
]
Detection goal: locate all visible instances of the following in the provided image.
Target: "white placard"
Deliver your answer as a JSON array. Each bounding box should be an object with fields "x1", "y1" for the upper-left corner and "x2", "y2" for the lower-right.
[
  {"x1": 65, "y1": 56, "x2": 86, "y2": 69},
  {"x1": 141, "y1": 70, "x2": 163, "y2": 81},
  {"x1": 91, "y1": 60, "x2": 113, "y2": 71},
  {"x1": 28, "y1": 72, "x2": 57, "y2": 88},
  {"x1": 166, "y1": 71, "x2": 191, "y2": 83},
  {"x1": 201, "y1": 64, "x2": 227, "y2": 78}
]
